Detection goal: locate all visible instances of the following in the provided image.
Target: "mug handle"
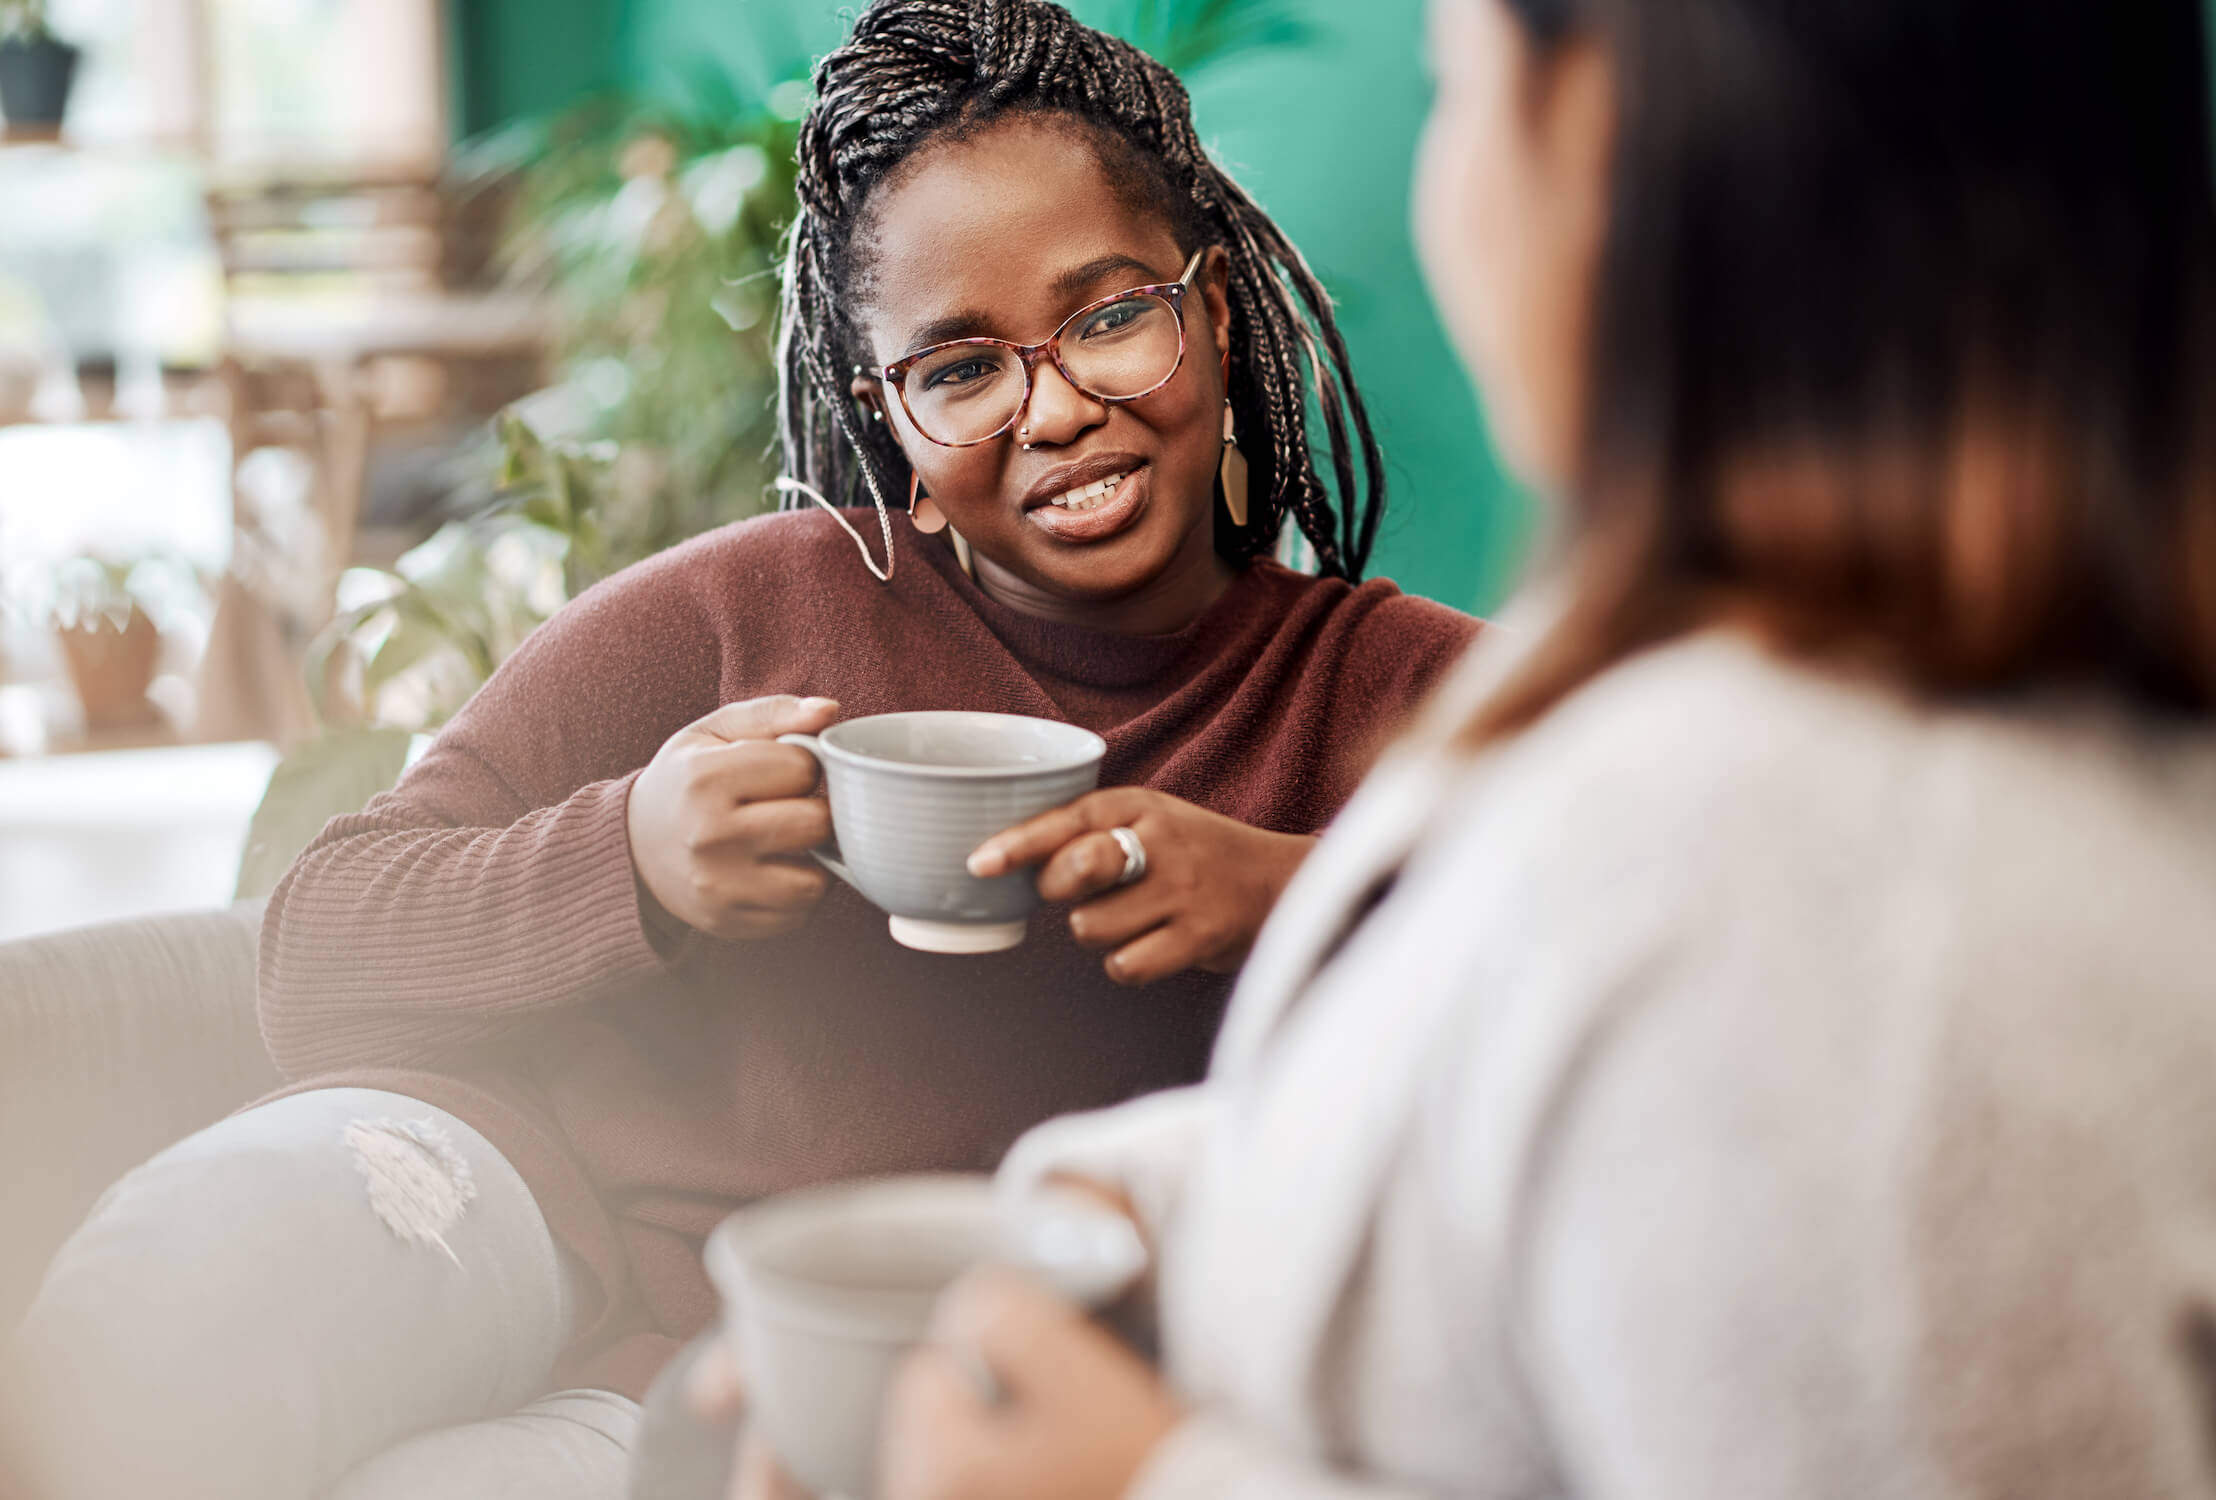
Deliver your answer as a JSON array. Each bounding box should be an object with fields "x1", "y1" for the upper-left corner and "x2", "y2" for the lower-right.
[{"x1": 776, "y1": 733, "x2": 861, "y2": 891}]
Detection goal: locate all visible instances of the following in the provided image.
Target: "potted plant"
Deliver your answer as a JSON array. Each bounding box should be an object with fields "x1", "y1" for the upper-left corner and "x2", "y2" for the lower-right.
[
  {"x1": 44, "y1": 554, "x2": 192, "y2": 732},
  {"x1": 0, "y1": 1, "x2": 80, "y2": 137}
]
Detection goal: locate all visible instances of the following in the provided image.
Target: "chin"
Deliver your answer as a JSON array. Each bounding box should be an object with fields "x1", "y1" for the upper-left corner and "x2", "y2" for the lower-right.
[{"x1": 1031, "y1": 542, "x2": 1183, "y2": 601}]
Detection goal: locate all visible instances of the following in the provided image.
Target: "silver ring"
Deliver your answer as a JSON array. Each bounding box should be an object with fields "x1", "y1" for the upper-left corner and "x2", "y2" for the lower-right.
[{"x1": 1109, "y1": 825, "x2": 1148, "y2": 886}]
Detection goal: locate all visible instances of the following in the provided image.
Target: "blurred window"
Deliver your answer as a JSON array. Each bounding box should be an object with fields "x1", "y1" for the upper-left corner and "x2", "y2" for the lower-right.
[
  {"x1": 205, "y1": 0, "x2": 447, "y2": 171},
  {"x1": 44, "y1": 0, "x2": 446, "y2": 166}
]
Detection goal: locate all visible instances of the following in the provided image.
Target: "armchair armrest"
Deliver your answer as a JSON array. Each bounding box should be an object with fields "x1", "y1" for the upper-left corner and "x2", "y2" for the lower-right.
[{"x1": 0, "y1": 903, "x2": 279, "y2": 1333}]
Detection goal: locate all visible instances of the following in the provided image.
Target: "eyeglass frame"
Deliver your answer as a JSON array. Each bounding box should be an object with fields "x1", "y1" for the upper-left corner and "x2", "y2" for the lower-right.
[{"x1": 869, "y1": 247, "x2": 1207, "y2": 449}]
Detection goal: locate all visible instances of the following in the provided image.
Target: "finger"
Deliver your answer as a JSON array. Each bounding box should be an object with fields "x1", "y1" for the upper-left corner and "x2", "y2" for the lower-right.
[
  {"x1": 881, "y1": 1351, "x2": 993, "y2": 1500},
  {"x1": 686, "y1": 1338, "x2": 746, "y2": 1422},
  {"x1": 690, "y1": 740, "x2": 825, "y2": 805},
  {"x1": 725, "y1": 797, "x2": 833, "y2": 858},
  {"x1": 966, "y1": 805, "x2": 1092, "y2": 879},
  {"x1": 686, "y1": 856, "x2": 830, "y2": 932},
  {"x1": 1102, "y1": 921, "x2": 1211, "y2": 986},
  {"x1": 892, "y1": 1344, "x2": 996, "y2": 1430},
  {"x1": 1036, "y1": 829, "x2": 1147, "y2": 905},
  {"x1": 968, "y1": 788, "x2": 1151, "y2": 877},
  {"x1": 929, "y1": 1268, "x2": 1092, "y2": 1400},
  {"x1": 718, "y1": 906, "x2": 814, "y2": 942},
  {"x1": 690, "y1": 694, "x2": 840, "y2": 745},
  {"x1": 1066, "y1": 883, "x2": 1172, "y2": 952},
  {"x1": 719, "y1": 857, "x2": 831, "y2": 913},
  {"x1": 732, "y1": 1428, "x2": 814, "y2": 1500}
]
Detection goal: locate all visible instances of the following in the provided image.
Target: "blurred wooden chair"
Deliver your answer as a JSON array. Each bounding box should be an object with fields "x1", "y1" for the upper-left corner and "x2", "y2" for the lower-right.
[{"x1": 197, "y1": 168, "x2": 547, "y2": 746}]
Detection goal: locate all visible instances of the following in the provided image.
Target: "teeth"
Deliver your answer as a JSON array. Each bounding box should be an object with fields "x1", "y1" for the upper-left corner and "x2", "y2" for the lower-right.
[{"x1": 1052, "y1": 472, "x2": 1130, "y2": 511}]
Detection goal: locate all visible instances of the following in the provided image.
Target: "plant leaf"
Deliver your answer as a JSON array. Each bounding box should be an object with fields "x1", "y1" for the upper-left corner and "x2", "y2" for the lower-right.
[
  {"x1": 234, "y1": 728, "x2": 417, "y2": 901},
  {"x1": 358, "y1": 612, "x2": 451, "y2": 699}
]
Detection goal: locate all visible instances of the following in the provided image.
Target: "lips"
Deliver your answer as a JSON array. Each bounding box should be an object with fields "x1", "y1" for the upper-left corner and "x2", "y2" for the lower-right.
[
  {"x1": 1045, "y1": 470, "x2": 1134, "y2": 513},
  {"x1": 1019, "y1": 453, "x2": 1149, "y2": 513},
  {"x1": 1016, "y1": 451, "x2": 1151, "y2": 544},
  {"x1": 1026, "y1": 463, "x2": 1149, "y2": 542}
]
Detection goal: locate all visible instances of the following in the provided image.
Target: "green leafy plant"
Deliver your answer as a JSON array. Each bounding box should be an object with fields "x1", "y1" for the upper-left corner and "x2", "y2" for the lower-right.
[
  {"x1": 4, "y1": 551, "x2": 199, "y2": 634},
  {"x1": 232, "y1": 500, "x2": 571, "y2": 899},
  {"x1": 309, "y1": 416, "x2": 598, "y2": 733},
  {"x1": 1110, "y1": 0, "x2": 1310, "y2": 75},
  {"x1": 463, "y1": 75, "x2": 805, "y2": 581},
  {"x1": 0, "y1": 2, "x2": 52, "y2": 43}
]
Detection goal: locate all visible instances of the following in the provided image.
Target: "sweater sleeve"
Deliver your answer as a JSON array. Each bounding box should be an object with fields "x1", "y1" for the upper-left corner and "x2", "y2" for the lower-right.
[
  {"x1": 258, "y1": 543, "x2": 730, "y2": 1078},
  {"x1": 997, "y1": 1086, "x2": 1218, "y2": 1249},
  {"x1": 1126, "y1": 1413, "x2": 1435, "y2": 1500}
]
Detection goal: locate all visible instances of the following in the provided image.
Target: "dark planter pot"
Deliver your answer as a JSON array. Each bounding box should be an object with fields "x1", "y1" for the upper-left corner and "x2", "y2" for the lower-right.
[{"x1": 0, "y1": 35, "x2": 80, "y2": 130}]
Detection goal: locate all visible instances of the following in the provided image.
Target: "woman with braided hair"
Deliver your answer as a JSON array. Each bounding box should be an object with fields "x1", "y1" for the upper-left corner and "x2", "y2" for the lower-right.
[{"x1": 3, "y1": 2, "x2": 1476, "y2": 1497}]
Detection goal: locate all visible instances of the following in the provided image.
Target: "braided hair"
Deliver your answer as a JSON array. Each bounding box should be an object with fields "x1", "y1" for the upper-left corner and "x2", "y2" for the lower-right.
[{"x1": 776, "y1": 0, "x2": 1387, "y2": 581}]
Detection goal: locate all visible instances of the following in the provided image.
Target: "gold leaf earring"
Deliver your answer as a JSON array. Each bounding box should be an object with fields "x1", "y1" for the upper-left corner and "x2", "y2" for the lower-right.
[
  {"x1": 908, "y1": 470, "x2": 948, "y2": 535},
  {"x1": 1218, "y1": 401, "x2": 1249, "y2": 528}
]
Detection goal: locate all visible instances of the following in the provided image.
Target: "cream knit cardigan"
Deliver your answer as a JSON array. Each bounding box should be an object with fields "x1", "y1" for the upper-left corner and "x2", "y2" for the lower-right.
[{"x1": 1006, "y1": 626, "x2": 2216, "y2": 1500}]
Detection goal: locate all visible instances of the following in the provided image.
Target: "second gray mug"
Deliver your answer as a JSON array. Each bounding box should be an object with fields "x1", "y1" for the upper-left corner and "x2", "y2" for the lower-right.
[{"x1": 778, "y1": 711, "x2": 1106, "y2": 953}]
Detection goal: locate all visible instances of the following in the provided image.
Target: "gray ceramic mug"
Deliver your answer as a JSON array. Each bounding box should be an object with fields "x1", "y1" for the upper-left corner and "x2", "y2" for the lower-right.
[
  {"x1": 705, "y1": 1174, "x2": 1148, "y2": 1500},
  {"x1": 777, "y1": 711, "x2": 1106, "y2": 954}
]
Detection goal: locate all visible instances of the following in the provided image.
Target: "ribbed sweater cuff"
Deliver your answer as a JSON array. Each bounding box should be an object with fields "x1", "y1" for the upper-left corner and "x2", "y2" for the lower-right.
[
  {"x1": 528, "y1": 771, "x2": 675, "y2": 988},
  {"x1": 259, "y1": 772, "x2": 676, "y2": 1075}
]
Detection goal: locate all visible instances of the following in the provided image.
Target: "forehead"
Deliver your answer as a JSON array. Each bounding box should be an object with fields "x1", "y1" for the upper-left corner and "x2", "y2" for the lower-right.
[{"x1": 855, "y1": 116, "x2": 1185, "y2": 358}]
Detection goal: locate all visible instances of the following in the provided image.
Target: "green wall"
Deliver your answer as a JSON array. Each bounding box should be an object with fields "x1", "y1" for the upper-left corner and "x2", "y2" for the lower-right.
[
  {"x1": 453, "y1": 0, "x2": 1534, "y2": 612},
  {"x1": 1167, "y1": 0, "x2": 1531, "y2": 610},
  {"x1": 449, "y1": 0, "x2": 626, "y2": 139}
]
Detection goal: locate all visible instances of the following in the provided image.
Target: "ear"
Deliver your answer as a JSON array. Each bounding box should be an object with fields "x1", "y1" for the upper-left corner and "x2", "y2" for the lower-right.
[
  {"x1": 1537, "y1": 40, "x2": 1616, "y2": 261},
  {"x1": 849, "y1": 372, "x2": 885, "y2": 417},
  {"x1": 1199, "y1": 244, "x2": 1234, "y2": 382}
]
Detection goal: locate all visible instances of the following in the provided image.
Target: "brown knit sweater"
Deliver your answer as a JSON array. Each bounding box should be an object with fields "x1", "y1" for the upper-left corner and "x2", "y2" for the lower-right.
[{"x1": 258, "y1": 509, "x2": 1477, "y2": 1395}]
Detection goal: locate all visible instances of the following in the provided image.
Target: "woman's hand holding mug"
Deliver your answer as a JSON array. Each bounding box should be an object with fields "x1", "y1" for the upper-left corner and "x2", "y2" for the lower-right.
[
  {"x1": 968, "y1": 789, "x2": 1317, "y2": 983},
  {"x1": 881, "y1": 1269, "x2": 1183, "y2": 1500},
  {"x1": 627, "y1": 696, "x2": 842, "y2": 941}
]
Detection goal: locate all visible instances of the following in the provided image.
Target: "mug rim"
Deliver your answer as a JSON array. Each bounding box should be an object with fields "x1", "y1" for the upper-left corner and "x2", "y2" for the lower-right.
[
  {"x1": 705, "y1": 1173, "x2": 994, "y2": 1339},
  {"x1": 813, "y1": 711, "x2": 1106, "y2": 780}
]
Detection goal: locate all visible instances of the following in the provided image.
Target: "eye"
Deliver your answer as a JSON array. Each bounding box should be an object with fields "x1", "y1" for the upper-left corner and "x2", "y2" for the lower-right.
[
  {"x1": 1079, "y1": 300, "x2": 1146, "y2": 339},
  {"x1": 921, "y1": 357, "x2": 1002, "y2": 391}
]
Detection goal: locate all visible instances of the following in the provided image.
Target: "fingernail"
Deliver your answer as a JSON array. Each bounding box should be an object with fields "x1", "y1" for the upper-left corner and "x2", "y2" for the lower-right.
[
  {"x1": 800, "y1": 697, "x2": 837, "y2": 712},
  {"x1": 966, "y1": 846, "x2": 998, "y2": 877}
]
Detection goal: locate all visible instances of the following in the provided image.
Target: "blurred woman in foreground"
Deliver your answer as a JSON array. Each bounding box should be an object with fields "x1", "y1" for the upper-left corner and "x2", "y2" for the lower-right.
[{"x1": 866, "y1": 0, "x2": 2216, "y2": 1495}]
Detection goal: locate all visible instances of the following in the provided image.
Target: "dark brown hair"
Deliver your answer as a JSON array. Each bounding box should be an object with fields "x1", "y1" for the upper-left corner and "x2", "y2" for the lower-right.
[
  {"x1": 1458, "y1": 0, "x2": 2216, "y2": 746},
  {"x1": 778, "y1": 0, "x2": 1386, "y2": 581}
]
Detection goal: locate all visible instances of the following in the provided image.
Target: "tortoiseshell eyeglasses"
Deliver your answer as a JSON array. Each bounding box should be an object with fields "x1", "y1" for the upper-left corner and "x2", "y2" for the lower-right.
[{"x1": 873, "y1": 248, "x2": 1205, "y2": 447}]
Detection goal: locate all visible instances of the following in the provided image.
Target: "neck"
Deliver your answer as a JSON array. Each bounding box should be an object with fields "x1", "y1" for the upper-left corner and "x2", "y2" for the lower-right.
[{"x1": 970, "y1": 528, "x2": 1239, "y2": 636}]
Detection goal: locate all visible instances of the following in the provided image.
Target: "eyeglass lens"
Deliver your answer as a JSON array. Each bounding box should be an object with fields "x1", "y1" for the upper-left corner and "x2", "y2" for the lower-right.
[{"x1": 902, "y1": 291, "x2": 1182, "y2": 444}]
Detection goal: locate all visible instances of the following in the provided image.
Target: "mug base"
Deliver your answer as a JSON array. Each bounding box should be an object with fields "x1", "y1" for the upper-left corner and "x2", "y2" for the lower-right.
[{"x1": 887, "y1": 916, "x2": 1027, "y2": 954}]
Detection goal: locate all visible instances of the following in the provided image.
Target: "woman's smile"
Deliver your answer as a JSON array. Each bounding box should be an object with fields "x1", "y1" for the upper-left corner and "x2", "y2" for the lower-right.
[{"x1": 1023, "y1": 458, "x2": 1150, "y2": 542}]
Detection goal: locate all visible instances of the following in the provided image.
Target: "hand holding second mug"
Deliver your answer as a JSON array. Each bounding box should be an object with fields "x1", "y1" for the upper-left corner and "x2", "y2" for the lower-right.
[
  {"x1": 881, "y1": 1270, "x2": 1180, "y2": 1500},
  {"x1": 627, "y1": 695, "x2": 840, "y2": 941},
  {"x1": 683, "y1": 1336, "x2": 819, "y2": 1500},
  {"x1": 968, "y1": 789, "x2": 1315, "y2": 984}
]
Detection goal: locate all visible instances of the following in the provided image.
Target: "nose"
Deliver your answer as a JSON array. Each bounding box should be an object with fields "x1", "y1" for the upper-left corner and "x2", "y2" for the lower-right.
[{"x1": 1017, "y1": 357, "x2": 1108, "y2": 447}]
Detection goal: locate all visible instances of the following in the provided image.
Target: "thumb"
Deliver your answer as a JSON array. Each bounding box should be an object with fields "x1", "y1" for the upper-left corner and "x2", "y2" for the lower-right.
[
  {"x1": 930, "y1": 1268, "x2": 1090, "y2": 1399},
  {"x1": 684, "y1": 1336, "x2": 747, "y2": 1422},
  {"x1": 688, "y1": 695, "x2": 840, "y2": 744}
]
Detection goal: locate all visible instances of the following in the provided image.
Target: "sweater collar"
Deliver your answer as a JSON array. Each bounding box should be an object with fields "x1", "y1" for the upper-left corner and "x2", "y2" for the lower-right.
[{"x1": 912, "y1": 529, "x2": 1291, "y2": 691}]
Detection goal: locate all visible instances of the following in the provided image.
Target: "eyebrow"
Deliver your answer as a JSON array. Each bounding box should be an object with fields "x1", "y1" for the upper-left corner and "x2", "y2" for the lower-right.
[{"x1": 896, "y1": 252, "x2": 1170, "y2": 357}]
